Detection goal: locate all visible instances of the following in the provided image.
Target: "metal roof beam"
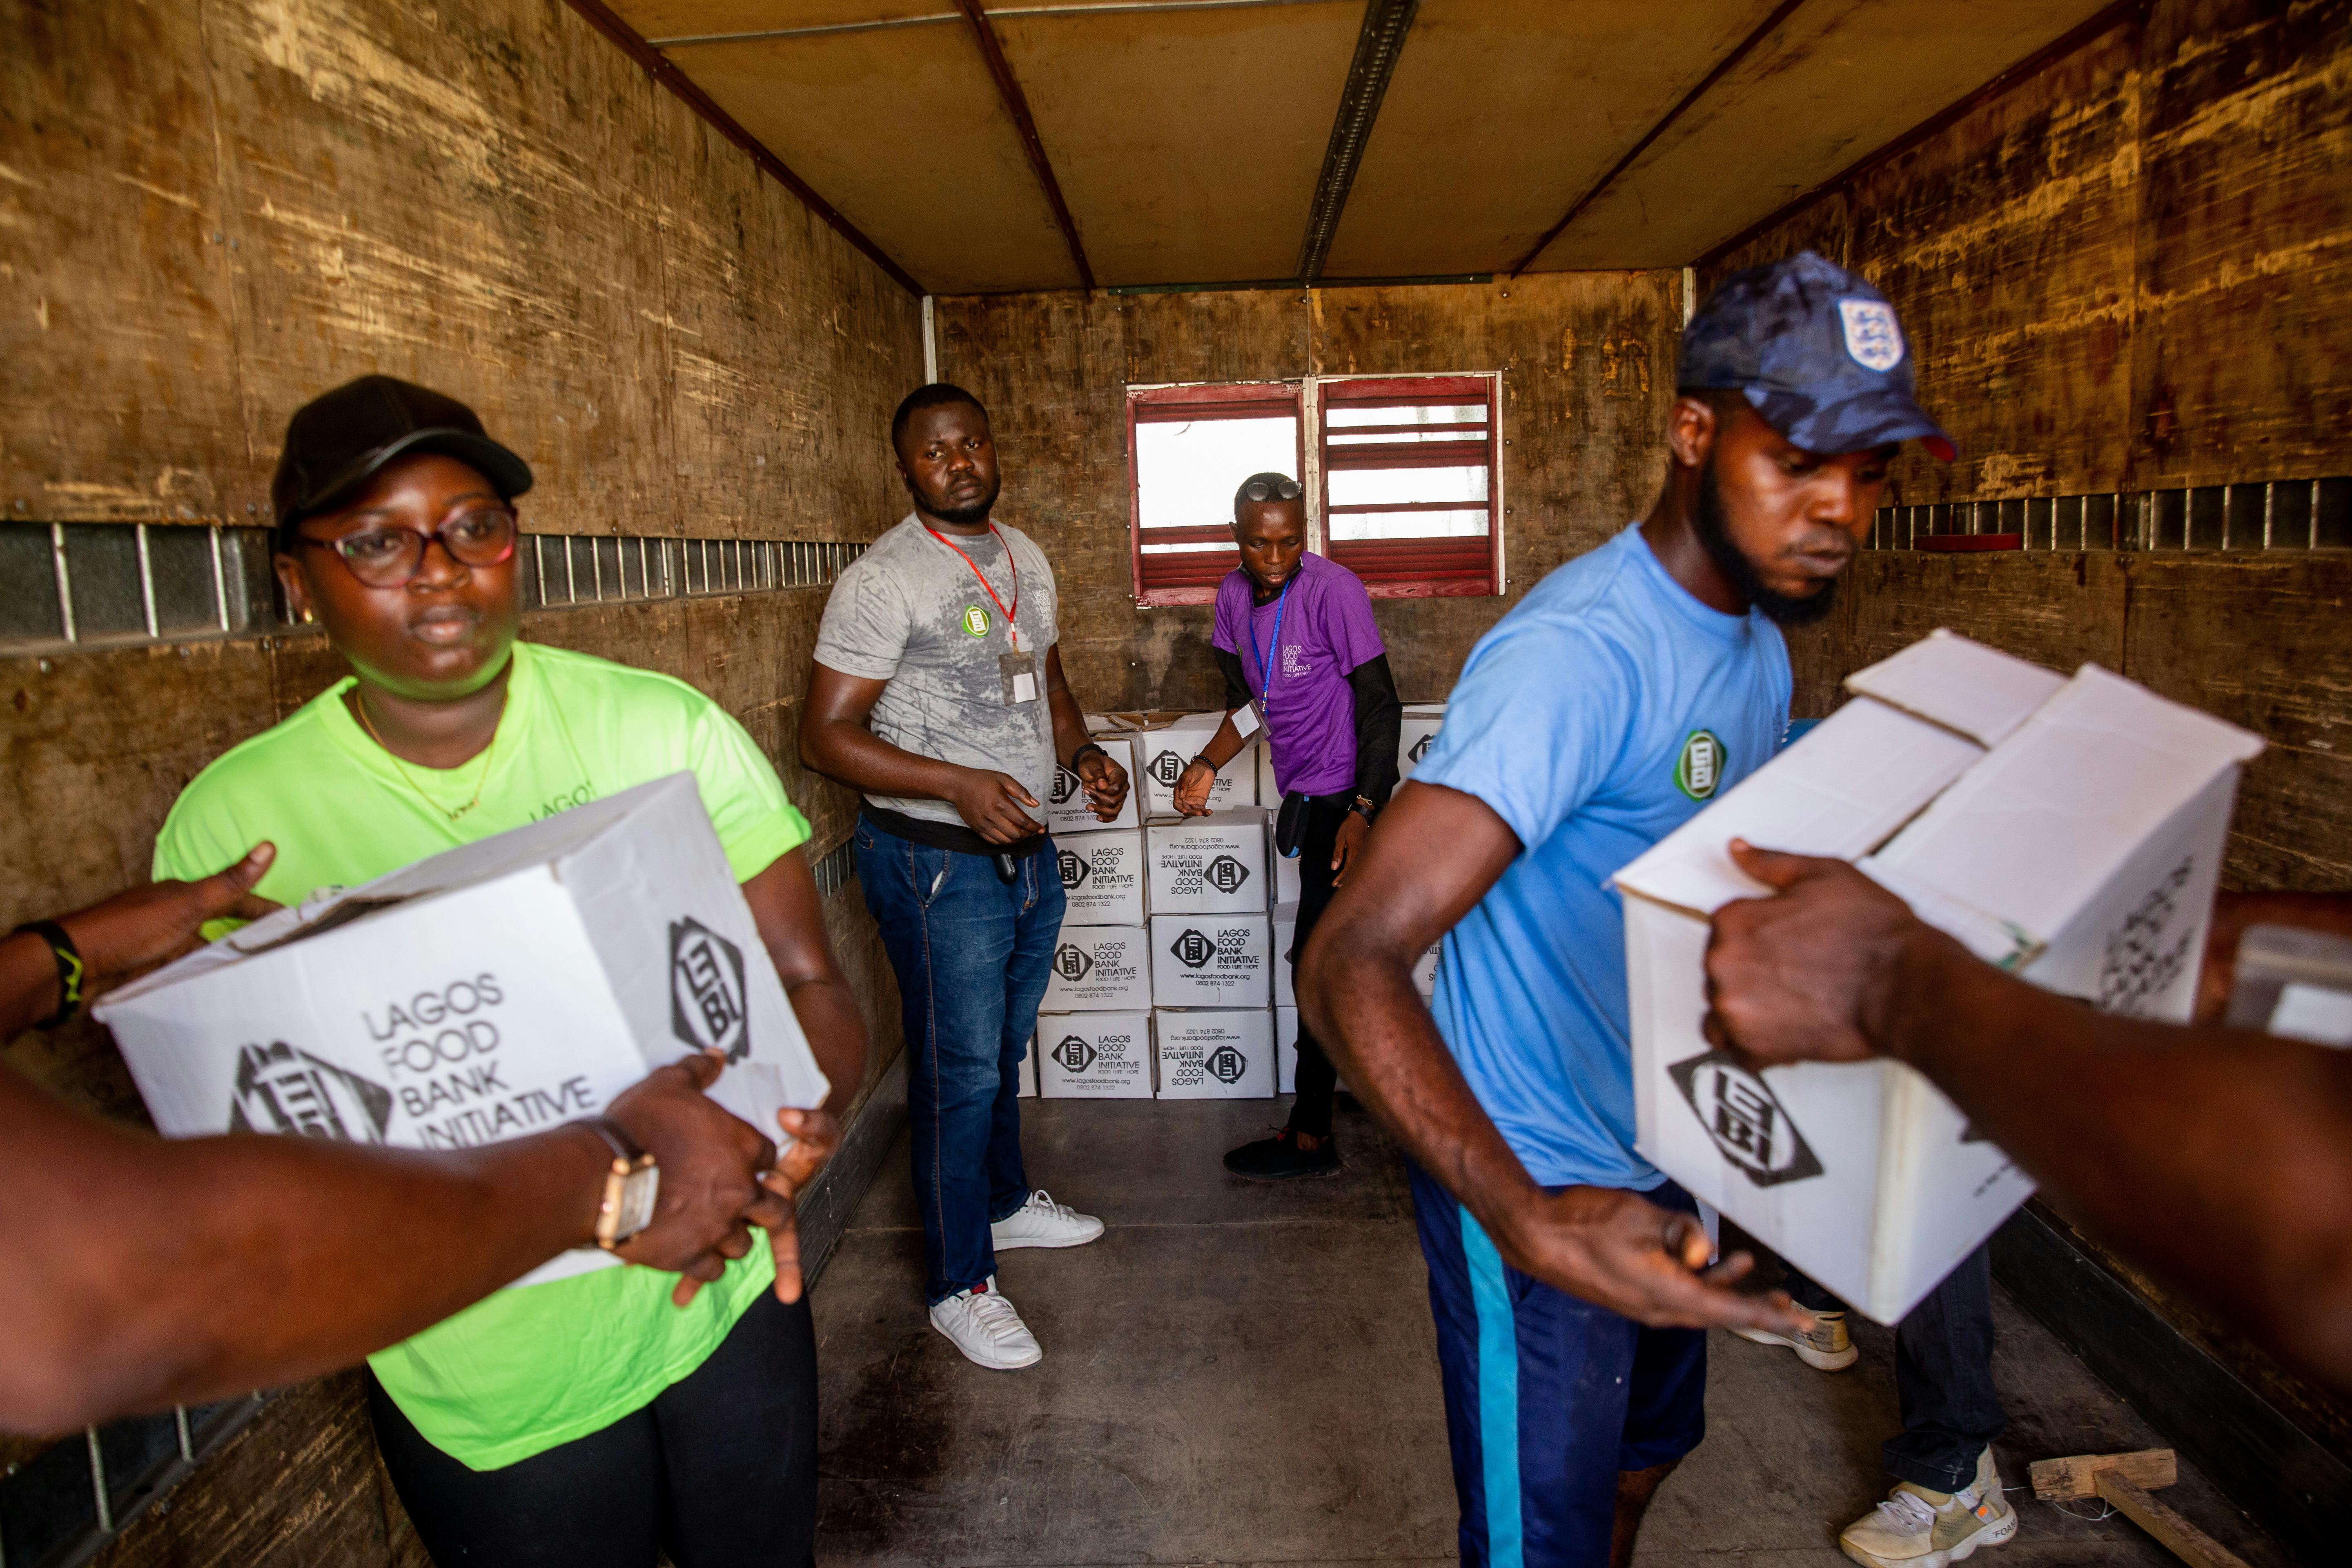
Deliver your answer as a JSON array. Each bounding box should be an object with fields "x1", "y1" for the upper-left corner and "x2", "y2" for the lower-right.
[
  {"x1": 953, "y1": 0, "x2": 1097, "y2": 290},
  {"x1": 1294, "y1": 0, "x2": 1419, "y2": 285}
]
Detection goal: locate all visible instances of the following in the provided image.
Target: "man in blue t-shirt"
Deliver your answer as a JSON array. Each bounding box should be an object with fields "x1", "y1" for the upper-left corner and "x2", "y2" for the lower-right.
[{"x1": 1302, "y1": 254, "x2": 1959, "y2": 1568}]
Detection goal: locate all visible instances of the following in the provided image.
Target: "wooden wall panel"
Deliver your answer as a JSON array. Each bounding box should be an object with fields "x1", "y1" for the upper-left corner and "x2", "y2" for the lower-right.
[
  {"x1": 2132, "y1": 0, "x2": 2352, "y2": 490},
  {"x1": 3, "y1": 3, "x2": 917, "y2": 1559},
  {"x1": 934, "y1": 272, "x2": 1680, "y2": 712},
  {"x1": 0, "y1": 1, "x2": 245, "y2": 521}
]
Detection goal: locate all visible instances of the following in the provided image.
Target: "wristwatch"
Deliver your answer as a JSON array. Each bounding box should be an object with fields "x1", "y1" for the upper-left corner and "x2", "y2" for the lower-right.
[{"x1": 578, "y1": 1117, "x2": 659, "y2": 1250}]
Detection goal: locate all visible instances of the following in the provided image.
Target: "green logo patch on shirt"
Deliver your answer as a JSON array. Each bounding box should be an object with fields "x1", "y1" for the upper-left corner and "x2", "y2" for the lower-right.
[
  {"x1": 961, "y1": 604, "x2": 991, "y2": 637},
  {"x1": 1675, "y1": 729, "x2": 1725, "y2": 800}
]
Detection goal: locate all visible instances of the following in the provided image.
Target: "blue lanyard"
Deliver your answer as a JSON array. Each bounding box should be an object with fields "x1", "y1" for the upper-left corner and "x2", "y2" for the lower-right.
[{"x1": 1247, "y1": 574, "x2": 1295, "y2": 708}]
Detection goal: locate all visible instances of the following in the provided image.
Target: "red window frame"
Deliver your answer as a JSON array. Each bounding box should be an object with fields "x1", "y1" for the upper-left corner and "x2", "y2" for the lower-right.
[
  {"x1": 1318, "y1": 374, "x2": 1499, "y2": 599},
  {"x1": 1126, "y1": 381, "x2": 1304, "y2": 608}
]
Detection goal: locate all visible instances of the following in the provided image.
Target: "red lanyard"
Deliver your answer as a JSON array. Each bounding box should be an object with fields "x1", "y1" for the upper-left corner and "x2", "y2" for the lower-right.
[{"x1": 924, "y1": 523, "x2": 1021, "y2": 651}]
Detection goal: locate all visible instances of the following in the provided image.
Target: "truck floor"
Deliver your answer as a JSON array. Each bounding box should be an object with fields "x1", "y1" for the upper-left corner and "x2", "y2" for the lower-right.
[{"x1": 810, "y1": 1098, "x2": 2290, "y2": 1568}]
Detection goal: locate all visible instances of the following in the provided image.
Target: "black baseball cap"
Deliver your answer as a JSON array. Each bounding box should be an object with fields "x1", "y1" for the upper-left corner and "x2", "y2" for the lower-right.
[
  {"x1": 271, "y1": 376, "x2": 534, "y2": 539},
  {"x1": 1679, "y1": 251, "x2": 1955, "y2": 462}
]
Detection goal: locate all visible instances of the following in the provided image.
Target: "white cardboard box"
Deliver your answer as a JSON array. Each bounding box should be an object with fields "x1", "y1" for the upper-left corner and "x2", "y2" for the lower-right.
[
  {"x1": 1156, "y1": 1008, "x2": 1275, "y2": 1098},
  {"x1": 94, "y1": 773, "x2": 831, "y2": 1289},
  {"x1": 1147, "y1": 812, "x2": 1268, "y2": 915},
  {"x1": 1037, "y1": 1011, "x2": 1154, "y2": 1098},
  {"x1": 1614, "y1": 631, "x2": 2263, "y2": 1323},
  {"x1": 1045, "y1": 733, "x2": 1142, "y2": 835},
  {"x1": 1412, "y1": 941, "x2": 1440, "y2": 1000},
  {"x1": 1057, "y1": 830, "x2": 1147, "y2": 924},
  {"x1": 1399, "y1": 703, "x2": 1446, "y2": 781},
  {"x1": 1042, "y1": 924, "x2": 1154, "y2": 1011},
  {"x1": 1272, "y1": 902, "x2": 1298, "y2": 1006},
  {"x1": 1257, "y1": 734, "x2": 1279, "y2": 805},
  {"x1": 1020, "y1": 1035, "x2": 1038, "y2": 1096},
  {"x1": 1276, "y1": 1004, "x2": 1298, "y2": 1092},
  {"x1": 1273, "y1": 842, "x2": 1303, "y2": 905},
  {"x1": 1151, "y1": 912, "x2": 1273, "y2": 1008},
  {"x1": 1137, "y1": 712, "x2": 1254, "y2": 817}
]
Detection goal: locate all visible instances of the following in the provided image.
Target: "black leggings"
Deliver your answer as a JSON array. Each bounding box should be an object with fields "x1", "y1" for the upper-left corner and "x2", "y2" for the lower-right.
[
  {"x1": 1286, "y1": 796, "x2": 1350, "y2": 1140},
  {"x1": 368, "y1": 1292, "x2": 819, "y2": 1568}
]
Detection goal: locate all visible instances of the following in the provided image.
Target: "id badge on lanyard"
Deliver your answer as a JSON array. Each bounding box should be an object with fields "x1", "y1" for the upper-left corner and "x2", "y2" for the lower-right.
[
  {"x1": 926, "y1": 523, "x2": 1037, "y2": 706},
  {"x1": 1000, "y1": 650, "x2": 1039, "y2": 706}
]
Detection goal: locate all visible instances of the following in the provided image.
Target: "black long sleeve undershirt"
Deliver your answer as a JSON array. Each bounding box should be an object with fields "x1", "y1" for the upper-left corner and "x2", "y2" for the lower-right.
[{"x1": 1212, "y1": 646, "x2": 1402, "y2": 808}]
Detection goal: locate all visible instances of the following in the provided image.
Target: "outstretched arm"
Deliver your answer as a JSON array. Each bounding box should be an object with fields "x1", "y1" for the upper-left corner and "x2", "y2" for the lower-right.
[
  {"x1": 1704, "y1": 842, "x2": 2352, "y2": 1388},
  {"x1": 1301, "y1": 782, "x2": 1807, "y2": 1334}
]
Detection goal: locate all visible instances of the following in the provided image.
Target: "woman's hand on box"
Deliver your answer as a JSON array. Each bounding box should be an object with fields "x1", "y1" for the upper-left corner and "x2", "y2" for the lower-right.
[
  {"x1": 606, "y1": 1051, "x2": 781, "y2": 1304},
  {"x1": 757, "y1": 1105, "x2": 844, "y2": 1305}
]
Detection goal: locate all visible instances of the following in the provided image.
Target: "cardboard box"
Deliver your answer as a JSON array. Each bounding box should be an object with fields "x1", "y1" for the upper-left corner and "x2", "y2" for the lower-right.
[
  {"x1": 1156, "y1": 1008, "x2": 1275, "y2": 1098},
  {"x1": 1614, "y1": 631, "x2": 2263, "y2": 1323},
  {"x1": 1256, "y1": 737, "x2": 1279, "y2": 806},
  {"x1": 1137, "y1": 711, "x2": 1254, "y2": 817},
  {"x1": 1151, "y1": 912, "x2": 1273, "y2": 1007},
  {"x1": 1056, "y1": 830, "x2": 1147, "y2": 924},
  {"x1": 1273, "y1": 841, "x2": 1303, "y2": 905},
  {"x1": 1020, "y1": 1035, "x2": 1038, "y2": 1097},
  {"x1": 1272, "y1": 902, "x2": 1298, "y2": 1006},
  {"x1": 1148, "y1": 812, "x2": 1267, "y2": 915},
  {"x1": 1276, "y1": 1004, "x2": 1298, "y2": 1092},
  {"x1": 1037, "y1": 1011, "x2": 1154, "y2": 1098},
  {"x1": 1045, "y1": 733, "x2": 1142, "y2": 835},
  {"x1": 1412, "y1": 941, "x2": 1440, "y2": 1000},
  {"x1": 94, "y1": 773, "x2": 830, "y2": 1290},
  {"x1": 1399, "y1": 703, "x2": 1447, "y2": 781},
  {"x1": 1042, "y1": 924, "x2": 1153, "y2": 1011}
]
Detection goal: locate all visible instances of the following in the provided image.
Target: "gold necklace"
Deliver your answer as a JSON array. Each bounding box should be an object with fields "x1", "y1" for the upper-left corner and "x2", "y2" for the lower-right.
[{"x1": 355, "y1": 686, "x2": 508, "y2": 823}]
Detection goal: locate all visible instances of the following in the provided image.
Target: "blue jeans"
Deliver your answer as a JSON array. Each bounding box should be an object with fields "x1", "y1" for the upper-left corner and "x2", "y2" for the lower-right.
[{"x1": 855, "y1": 814, "x2": 1066, "y2": 1304}]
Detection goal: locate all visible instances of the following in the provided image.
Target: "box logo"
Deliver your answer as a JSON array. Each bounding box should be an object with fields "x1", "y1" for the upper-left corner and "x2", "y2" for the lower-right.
[
  {"x1": 670, "y1": 918, "x2": 749, "y2": 1061},
  {"x1": 229, "y1": 1041, "x2": 394, "y2": 1143},
  {"x1": 1675, "y1": 730, "x2": 1724, "y2": 801},
  {"x1": 1408, "y1": 731, "x2": 1436, "y2": 765},
  {"x1": 1050, "y1": 766, "x2": 1081, "y2": 806},
  {"x1": 1668, "y1": 1050, "x2": 1822, "y2": 1187},
  {"x1": 1205, "y1": 1045, "x2": 1247, "y2": 1084},
  {"x1": 1149, "y1": 748, "x2": 1185, "y2": 787},
  {"x1": 960, "y1": 604, "x2": 991, "y2": 637},
  {"x1": 1052, "y1": 1034, "x2": 1096, "y2": 1074},
  {"x1": 1052, "y1": 942, "x2": 1094, "y2": 982},
  {"x1": 1171, "y1": 929, "x2": 1216, "y2": 969},
  {"x1": 1838, "y1": 298, "x2": 1906, "y2": 372},
  {"x1": 1058, "y1": 847, "x2": 1090, "y2": 890},
  {"x1": 1205, "y1": 853, "x2": 1250, "y2": 894}
]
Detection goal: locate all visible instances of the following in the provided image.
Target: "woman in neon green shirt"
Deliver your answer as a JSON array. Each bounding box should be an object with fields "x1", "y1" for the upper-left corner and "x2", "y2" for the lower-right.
[{"x1": 155, "y1": 377, "x2": 868, "y2": 1568}]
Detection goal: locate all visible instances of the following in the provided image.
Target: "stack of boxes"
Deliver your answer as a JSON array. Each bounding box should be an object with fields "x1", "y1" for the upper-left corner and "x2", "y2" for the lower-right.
[{"x1": 1034, "y1": 701, "x2": 1446, "y2": 1102}]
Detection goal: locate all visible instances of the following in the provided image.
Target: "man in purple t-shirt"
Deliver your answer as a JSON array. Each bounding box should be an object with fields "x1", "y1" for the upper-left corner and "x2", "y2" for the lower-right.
[{"x1": 1174, "y1": 472, "x2": 1401, "y2": 1179}]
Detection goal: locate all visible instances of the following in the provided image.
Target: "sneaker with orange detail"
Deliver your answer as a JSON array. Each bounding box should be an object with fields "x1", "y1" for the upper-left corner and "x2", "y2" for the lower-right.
[{"x1": 1840, "y1": 1447, "x2": 2017, "y2": 1568}]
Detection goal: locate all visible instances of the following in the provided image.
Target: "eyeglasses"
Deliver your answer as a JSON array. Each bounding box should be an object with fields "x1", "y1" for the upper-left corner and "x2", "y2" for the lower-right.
[
  {"x1": 297, "y1": 506, "x2": 519, "y2": 588},
  {"x1": 1239, "y1": 476, "x2": 1303, "y2": 503}
]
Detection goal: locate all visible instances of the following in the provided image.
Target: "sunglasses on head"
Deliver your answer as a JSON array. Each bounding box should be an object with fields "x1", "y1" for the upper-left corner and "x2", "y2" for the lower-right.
[{"x1": 1239, "y1": 476, "x2": 1303, "y2": 503}]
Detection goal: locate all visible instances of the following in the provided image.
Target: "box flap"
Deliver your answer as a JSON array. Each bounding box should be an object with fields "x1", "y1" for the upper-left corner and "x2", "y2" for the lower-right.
[
  {"x1": 1613, "y1": 697, "x2": 1983, "y2": 916},
  {"x1": 1867, "y1": 666, "x2": 2263, "y2": 936},
  {"x1": 1842, "y1": 630, "x2": 2067, "y2": 747}
]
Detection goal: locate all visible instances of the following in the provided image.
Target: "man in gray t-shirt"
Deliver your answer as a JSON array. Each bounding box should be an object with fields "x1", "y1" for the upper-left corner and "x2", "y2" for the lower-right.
[{"x1": 801, "y1": 383, "x2": 1129, "y2": 1372}]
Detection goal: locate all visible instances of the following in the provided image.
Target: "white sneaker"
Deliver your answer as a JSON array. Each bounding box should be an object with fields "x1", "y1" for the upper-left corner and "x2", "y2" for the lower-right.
[
  {"x1": 989, "y1": 1189, "x2": 1104, "y2": 1250},
  {"x1": 928, "y1": 1276, "x2": 1042, "y2": 1370},
  {"x1": 1840, "y1": 1448, "x2": 2017, "y2": 1568},
  {"x1": 1734, "y1": 1309, "x2": 1860, "y2": 1370}
]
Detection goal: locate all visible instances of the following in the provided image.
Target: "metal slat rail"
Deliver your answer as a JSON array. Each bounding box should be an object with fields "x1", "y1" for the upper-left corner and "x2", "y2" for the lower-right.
[{"x1": 0, "y1": 524, "x2": 869, "y2": 657}]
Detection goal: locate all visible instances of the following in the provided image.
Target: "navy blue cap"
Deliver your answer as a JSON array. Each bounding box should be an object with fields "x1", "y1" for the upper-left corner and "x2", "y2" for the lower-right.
[{"x1": 1679, "y1": 251, "x2": 1955, "y2": 462}]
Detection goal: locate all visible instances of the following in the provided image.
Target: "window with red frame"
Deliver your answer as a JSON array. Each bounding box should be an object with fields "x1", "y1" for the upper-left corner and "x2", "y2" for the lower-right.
[
  {"x1": 1127, "y1": 382, "x2": 1303, "y2": 607},
  {"x1": 1319, "y1": 375, "x2": 1498, "y2": 597}
]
